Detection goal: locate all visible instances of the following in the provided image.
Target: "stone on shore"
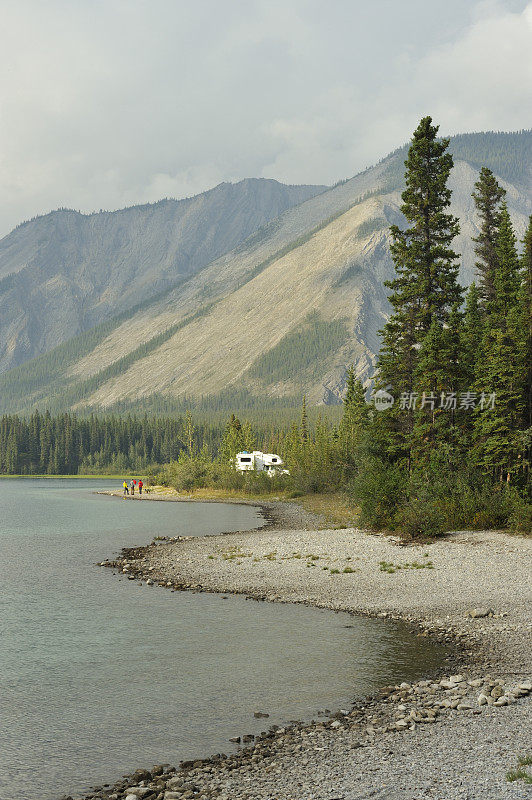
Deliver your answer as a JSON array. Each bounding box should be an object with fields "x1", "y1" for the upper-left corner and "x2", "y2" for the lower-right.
[
  {"x1": 124, "y1": 788, "x2": 153, "y2": 798},
  {"x1": 467, "y1": 607, "x2": 494, "y2": 618}
]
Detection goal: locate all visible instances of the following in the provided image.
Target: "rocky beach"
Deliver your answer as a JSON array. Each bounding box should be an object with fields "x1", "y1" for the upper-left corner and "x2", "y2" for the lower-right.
[{"x1": 68, "y1": 495, "x2": 531, "y2": 800}]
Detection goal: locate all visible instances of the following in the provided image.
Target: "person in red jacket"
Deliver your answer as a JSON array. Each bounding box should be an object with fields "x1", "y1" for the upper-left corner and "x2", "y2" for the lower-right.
[{"x1": 138, "y1": 480, "x2": 143, "y2": 495}]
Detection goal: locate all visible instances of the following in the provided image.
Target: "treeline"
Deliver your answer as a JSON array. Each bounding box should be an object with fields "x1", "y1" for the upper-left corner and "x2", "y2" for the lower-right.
[
  {"x1": 448, "y1": 130, "x2": 531, "y2": 187},
  {"x1": 0, "y1": 406, "x2": 341, "y2": 476},
  {"x1": 0, "y1": 412, "x2": 222, "y2": 475}
]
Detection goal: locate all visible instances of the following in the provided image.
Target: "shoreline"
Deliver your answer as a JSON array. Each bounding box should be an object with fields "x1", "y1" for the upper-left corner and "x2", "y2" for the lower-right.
[
  {"x1": 72, "y1": 496, "x2": 531, "y2": 800},
  {"x1": 96, "y1": 487, "x2": 330, "y2": 530}
]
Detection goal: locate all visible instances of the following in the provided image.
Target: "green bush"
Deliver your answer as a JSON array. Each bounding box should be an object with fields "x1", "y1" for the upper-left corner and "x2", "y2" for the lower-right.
[
  {"x1": 508, "y1": 500, "x2": 532, "y2": 534},
  {"x1": 288, "y1": 462, "x2": 340, "y2": 494},
  {"x1": 408, "y1": 466, "x2": 522, "y2": 533},
  {"x1": 348, "y1": 457, "x2": 406, "y2": 529},
  {"x1": 157, "y1": 453, "x2": 213, "y2": 491},
  {"x1": 395, "y1": 497, "x2": 447, "y2": 539}
]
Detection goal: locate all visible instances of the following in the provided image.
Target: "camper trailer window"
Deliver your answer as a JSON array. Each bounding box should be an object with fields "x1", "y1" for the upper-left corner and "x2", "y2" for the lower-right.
[{"x1": 240, "y1": 457, "x2": 252, "y2": 463}]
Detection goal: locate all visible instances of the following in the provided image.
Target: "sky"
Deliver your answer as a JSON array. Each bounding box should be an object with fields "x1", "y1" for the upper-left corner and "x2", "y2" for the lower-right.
[{"x1": 0, "y1": 0, "x2": 531, "y2": 236}]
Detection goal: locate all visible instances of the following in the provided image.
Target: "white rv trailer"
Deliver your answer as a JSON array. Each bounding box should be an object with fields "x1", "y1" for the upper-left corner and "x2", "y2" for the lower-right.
[{"x1": 235, "y1": 451, "x2": 287, "y2": 474}]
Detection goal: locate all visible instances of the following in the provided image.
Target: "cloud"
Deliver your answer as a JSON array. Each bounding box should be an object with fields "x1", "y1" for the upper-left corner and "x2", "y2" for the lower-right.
[{"x1": 0, "y1": 0, "x2": 529, "y2": 235}]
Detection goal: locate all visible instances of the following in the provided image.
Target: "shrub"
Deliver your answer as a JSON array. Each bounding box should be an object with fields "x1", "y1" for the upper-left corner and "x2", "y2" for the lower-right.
[
  {"x1": 395, "y1": 497, "x2": 447, "y2": 539},
  {"x1": 288, "y1": 460, "x2": 342, "y2": 494},
  {"x1": 348, "y1": 457, "x2": 406, "y2": 529},
  {"x1": 508, "y1": 500, "x2": 532, "y2": 534}
]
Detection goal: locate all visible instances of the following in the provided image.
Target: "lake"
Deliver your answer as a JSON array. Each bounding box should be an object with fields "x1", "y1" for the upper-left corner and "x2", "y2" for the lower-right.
[{"x1": 0, "y1": 479, "x2": 446, "y2": 800}]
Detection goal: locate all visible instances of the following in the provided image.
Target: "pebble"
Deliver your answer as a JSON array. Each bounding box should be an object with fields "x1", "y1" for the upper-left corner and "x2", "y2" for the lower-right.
[{"x1": 493, "y1": 696, "x2": 509, "y2": 706}]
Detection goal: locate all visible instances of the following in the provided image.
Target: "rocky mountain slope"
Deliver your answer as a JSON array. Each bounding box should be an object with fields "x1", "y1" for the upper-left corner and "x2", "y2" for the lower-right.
[
  {"x1": 0, "y1": 179, "x2": 325, "y2": 372},
  {"x1": 0, "y1": 131, "x2": 530, "y2": 414}
]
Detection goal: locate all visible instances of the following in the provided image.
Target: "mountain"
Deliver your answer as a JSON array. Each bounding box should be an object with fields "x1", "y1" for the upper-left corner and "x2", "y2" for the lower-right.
[
  {"x1": 0, "y1": 179, "x2": 325, "y2": 373},
  {"x1": 0, "y1": 130, "x2": 530, "y2": 414}
]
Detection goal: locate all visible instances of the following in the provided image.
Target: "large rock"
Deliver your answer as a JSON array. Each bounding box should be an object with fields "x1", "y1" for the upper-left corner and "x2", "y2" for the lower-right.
[
  {"x1": 467, "y1": 608, "x2": 494, "y2": 619},
  {"x1": 124, "y1": 788, "x2": 153, "y2": 798}
]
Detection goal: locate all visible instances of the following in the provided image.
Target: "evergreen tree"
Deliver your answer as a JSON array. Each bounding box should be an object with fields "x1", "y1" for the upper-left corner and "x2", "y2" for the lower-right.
[
  {"x1": 473, "y1": 209, "x2": 526, "y2": 481},
  {"x1": 300, "y1": 396, "x2": 309, "y2": 443},
  {"x1": 241, "y1": 420, "x2": 256, "y2": 453},
  {"x1": 462, "y1": 283, "x2": 482, "y2": 385},
  {"x1": 283, "y1": 422, "x2": 303, "y2": 470},
  {"x1": 183, "y1": 410, "x2": 197, "y2": 456},
  {"x1": 521, "y1": 216, "x2": 532, "y2": 431},
  {"x1": 338, "y1": 367, "x2": 369, "y2": 463},
  {"x1": 492, "y1": 203, "x2": 521, "y2": 318},
  {"x1": 377, "y1": 116, "x2": 463, "y2": 465},
  {"x1": 412, "y1": 304, "x2": 466, "y2": 462},
  {"x1": 219, "y1": 414, "x2": 247, "y2": 464},
  {"x1": 472, "y1": 167, "x2": 506, "y2": 307}
]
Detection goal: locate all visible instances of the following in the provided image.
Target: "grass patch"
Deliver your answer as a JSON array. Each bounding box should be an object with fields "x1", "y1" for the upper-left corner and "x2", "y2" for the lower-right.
[
  {"x1": 294, "y1": 493, "x2": 360, "y2": 529},
  {"x1": 378, "y1": 558, "x2": 434, "y2": 574},
  {"x1": 507, "y1": 767, "x2": 532, "y2": 784}
]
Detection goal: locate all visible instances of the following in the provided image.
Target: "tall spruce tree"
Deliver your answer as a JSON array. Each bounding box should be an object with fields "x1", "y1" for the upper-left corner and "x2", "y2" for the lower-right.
[
  {"x1": 300, "y1": 395, "x2": 309, "y2": 443},
  {"x1": 473, "y1": 208, "x2": 526, "y2": 481},
  {"x1": 412, "y1": 302, "x2": 465, "y2": 462},
  {"x1": 338, "y1": 366, "x2": 369, "y2": 464},
  {"x1": 219, "y1": 414, "x2": 246, "y2": 463},
  {"x1": 472, "y1": 168, "x2": 506, "y2": 308},
  {"x1": 492, "y1": 203, "x2": 521, "y2": 318},
  {"x1": 462, "y1": 283, "x2": 482, "y2": 386},
  {"x1": 376, "y1": 116, "x2": 462, "y2": 465},
  {"x1": 521, "y1": 216, "x2": 532, "y2": 431}
]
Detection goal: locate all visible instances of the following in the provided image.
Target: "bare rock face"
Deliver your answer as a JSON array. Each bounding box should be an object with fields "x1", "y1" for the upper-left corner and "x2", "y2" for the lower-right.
[{"x1": 0, "y1": 179, "x2": 325, "y2": 373}]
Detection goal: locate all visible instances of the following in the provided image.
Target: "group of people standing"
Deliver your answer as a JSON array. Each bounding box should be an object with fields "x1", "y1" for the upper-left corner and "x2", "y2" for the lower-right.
[{"x1": 122, "y1": 478, "x2": 143, "y2": 496}]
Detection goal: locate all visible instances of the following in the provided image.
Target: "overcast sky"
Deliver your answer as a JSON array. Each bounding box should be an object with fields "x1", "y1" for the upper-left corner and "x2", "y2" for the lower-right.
[{"x1": 0, "y1": 0, "x2": 530, "y2": 235}]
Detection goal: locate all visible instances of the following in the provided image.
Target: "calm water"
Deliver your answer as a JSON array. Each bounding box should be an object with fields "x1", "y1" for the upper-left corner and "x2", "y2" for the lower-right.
[{"x1": 0, "y1": 479, "x2": 446, "y2": 800}]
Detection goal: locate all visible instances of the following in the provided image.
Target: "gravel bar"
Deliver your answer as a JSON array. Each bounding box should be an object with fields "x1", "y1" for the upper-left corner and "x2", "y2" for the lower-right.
[{"x1": 73, "y1": 501, "x2": 531, "y2": 800}]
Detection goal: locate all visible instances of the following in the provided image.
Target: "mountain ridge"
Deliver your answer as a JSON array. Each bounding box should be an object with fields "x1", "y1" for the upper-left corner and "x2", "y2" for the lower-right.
[
  {"x1": 0, "y1": 178, "x2": 326, "y2": 372},
  {"x1": 0, "y1": 130, "x2": 530, "y2": 414}
]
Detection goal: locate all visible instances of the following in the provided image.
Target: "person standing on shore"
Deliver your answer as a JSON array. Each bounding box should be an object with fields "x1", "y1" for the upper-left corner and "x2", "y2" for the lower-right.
[
  {"x1": 138, "y1": 479, "x2": 143, "y2": 495},
  {"x1": 123, "y1": 480, "x2": 129, "y2": 495},
  {"x1": 130, "y1": 479, "x2": 135, "y2": 496}
]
